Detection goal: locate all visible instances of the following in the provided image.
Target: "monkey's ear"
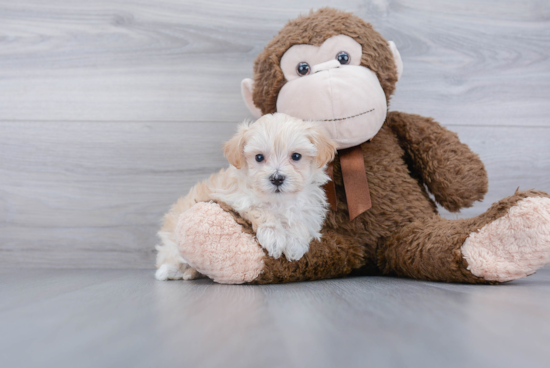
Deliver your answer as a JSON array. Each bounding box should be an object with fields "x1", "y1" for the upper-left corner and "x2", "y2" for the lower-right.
[
  {"x1": 388, "y1": 41, "x2": 403, "y2": 81},
  {"x1": 309, "y1": 125, "x2": 337, "y2": 168},
  {"x1": 223, "y1": 122, "x2": 249, "y2": 169},
  {"x1": 241, "y1": 78, "x2": 263, "y2": 119}
]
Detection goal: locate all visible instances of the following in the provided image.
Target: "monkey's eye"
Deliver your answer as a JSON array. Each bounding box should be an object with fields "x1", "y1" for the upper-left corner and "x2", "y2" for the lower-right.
[
  {"x1": 336, "y1": 51, "x2": 350, "y2": 65},
  {"x1": 291, "y1": 153, "x2": 302, "y2": 161},
  {"x1": 255, "y1": 154, "x2": 265, "y2": 163},
  {"x1": 296, "y1": 62, "x2": 310, "y2": 76}
]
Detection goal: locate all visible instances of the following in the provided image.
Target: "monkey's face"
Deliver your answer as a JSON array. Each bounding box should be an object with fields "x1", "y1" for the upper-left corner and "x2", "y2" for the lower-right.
[
  {"x1": 241, "y1": 10, "x2": 404, "y2": 151},
  {"x1": 273, "y1": 35, "x2": 388, "y2": 149},
  {"x1": 276, "y1": 35, "x2": 389, "y2": 149}
]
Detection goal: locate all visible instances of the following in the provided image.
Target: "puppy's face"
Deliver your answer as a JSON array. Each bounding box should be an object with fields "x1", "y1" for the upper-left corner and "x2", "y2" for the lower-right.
[{"x1": 224, "y1": 113, "x2": 336, "y2": 198}]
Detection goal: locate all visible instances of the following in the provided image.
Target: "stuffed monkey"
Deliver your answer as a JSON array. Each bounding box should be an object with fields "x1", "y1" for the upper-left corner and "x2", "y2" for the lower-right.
[{"x1": 171, "y1": 8, "x2": 550, "y2": 284}]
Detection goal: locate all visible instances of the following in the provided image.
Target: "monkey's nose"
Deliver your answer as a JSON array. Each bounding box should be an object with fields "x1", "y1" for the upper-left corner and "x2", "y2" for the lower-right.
[
  {"x1": 269, "y1": 174, "x2": 286, "y2": 187},
  {"x1": 312, "y1": 60, "x2": 341, "y2": 73}
]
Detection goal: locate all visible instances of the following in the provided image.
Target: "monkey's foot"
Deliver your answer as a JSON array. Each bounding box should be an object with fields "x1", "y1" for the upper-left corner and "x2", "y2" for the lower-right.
[
  {"x1": 176, "y1": 202, "x2": 265, "y2": 284},
  {"x1": 462, "y1": 197, "x2": 550, "y2": 282}
]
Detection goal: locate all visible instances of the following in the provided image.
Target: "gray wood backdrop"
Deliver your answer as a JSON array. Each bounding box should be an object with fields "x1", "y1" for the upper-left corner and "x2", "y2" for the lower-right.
[{"x1": 1, "y1": 0, "x2": 549, "y2": 269}]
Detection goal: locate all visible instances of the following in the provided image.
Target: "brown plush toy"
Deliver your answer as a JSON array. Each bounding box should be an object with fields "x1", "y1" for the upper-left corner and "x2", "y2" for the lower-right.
[{"x1": 173, "y1": 8, "x2": 550, "y2": 284}]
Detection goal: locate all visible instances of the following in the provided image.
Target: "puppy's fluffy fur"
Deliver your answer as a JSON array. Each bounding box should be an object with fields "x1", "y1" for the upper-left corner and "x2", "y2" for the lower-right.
[{"x1": 155, "y1": 113, "x2": 337, "y2": 281}]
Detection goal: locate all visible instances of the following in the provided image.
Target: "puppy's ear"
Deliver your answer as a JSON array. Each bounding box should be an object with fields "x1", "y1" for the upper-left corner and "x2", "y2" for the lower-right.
[
  {"x1": 223, "y1": 121, "x2": 250, "y2": 169},
  {"x1": 309, "y1": 125, "x2": 337, "y2": 168}
]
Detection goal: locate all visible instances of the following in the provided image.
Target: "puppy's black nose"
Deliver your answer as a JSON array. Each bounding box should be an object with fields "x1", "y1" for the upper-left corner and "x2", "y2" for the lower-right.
[{"x1": 269, "y1": 174, "x2": 286, "y2": 187}]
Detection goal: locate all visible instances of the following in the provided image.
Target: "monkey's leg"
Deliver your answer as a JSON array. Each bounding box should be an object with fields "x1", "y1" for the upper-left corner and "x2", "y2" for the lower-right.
[
  {"x1": 176, "y1": 201, "x2": 371, "y2": 284},
  {"x1": 380, "y1": 190, "x2": 550, "y2": 283}
]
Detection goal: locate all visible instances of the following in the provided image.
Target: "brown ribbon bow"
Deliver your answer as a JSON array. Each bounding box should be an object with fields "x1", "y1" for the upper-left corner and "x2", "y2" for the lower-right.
[{"x1": 323, "y1": 144, "x2": 372, "y2": 220}]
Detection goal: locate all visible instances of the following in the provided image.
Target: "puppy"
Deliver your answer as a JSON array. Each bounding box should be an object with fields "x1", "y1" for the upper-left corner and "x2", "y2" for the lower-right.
[{"x1": 155, "y1": 113, "x2": 337, "y2": 281}]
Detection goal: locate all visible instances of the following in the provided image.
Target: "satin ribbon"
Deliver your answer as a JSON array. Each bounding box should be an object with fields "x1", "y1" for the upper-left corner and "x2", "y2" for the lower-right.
[{"x1": 323, "y1": 144, "x2": 372, "y2": 220}]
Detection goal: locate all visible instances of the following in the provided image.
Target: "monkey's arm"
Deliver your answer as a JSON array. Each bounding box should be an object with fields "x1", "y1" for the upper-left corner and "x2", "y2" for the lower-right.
[
  {"x1": 386, "y1": 111, "x2": 488, "y2": 212},
  {"x1": 177, "y1": 201, "x2": 374, "y2": 284}
]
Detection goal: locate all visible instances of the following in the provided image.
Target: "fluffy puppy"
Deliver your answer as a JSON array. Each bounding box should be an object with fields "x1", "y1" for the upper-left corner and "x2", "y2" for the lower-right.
[{"x1": 155, "y1": 113, "x2": 337, "y2": 281}]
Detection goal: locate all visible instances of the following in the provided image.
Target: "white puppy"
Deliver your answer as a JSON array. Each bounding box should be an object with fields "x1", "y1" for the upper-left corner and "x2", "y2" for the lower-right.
[{"x1": 155, "y1": 113, "x2": 337, "y2": 281}]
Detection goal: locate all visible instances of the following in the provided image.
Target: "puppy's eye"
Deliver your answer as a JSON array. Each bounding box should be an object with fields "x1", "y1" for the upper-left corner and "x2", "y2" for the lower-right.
[
  {"x1": 336, "y1": 51, "x2": 350, "y2": 65},
  {"x1": 291, "y1": 153, "x2": 302, "y2": 161},
  {"x1": 296, "y1": 62, "x2": 310, "y2": 76},
  {"x1": 255, "y1": 154, "x2": 265, "y2": 162}
]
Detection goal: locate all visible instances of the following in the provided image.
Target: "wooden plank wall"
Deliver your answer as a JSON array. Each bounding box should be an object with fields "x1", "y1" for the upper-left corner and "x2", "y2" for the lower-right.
[{"x1": 1, "y1": 0, "x2": 549, "y2": 268}]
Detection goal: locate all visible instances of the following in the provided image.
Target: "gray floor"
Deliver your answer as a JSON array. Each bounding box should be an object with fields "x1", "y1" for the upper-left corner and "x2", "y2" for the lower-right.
[{"x1": 1, "y1": 268, "x2": 549, "y2": 368}]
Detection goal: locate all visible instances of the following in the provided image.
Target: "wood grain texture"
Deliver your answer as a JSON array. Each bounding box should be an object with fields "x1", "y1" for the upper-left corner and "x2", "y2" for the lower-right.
[
  {"x1": 0, "y1": 0, "x2": 549, "y2": 268},
  {"x1": 0, "y1": 122, "x2": 234, "y2": 268},
  {"x1": 0, "y1": 268, "x2": 549, "y2": 368},
  {"x1": 0, "y1": 0, "x2": 548, "y2": 125},
  {"x1": 0, "y1": 0, "x2": 360, "y2": 122},
  {"x1": 1, "y1": 122, "x2": 548, "y2": 268}
]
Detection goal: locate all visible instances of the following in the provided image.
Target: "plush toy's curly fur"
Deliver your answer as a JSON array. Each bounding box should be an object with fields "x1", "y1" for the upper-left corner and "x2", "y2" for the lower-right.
[
  {"x1": 249, "y1": 113, "x2": 496, "y2": 284},
  {"x1": 174, "y1": 8, "x2": 550, "y2": 285}
]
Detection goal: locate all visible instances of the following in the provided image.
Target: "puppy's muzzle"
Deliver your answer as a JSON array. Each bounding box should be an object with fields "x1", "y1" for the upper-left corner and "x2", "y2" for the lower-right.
[{"x1": 269, "y1": 173, "x2": 286, "y2": 187}]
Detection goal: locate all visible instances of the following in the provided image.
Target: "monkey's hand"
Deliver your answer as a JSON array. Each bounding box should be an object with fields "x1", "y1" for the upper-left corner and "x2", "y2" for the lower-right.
[
  {"x1": 176, "y1": 201, "x2": 369, "y2": 284},
  {"x1": 386, "y1": 111, "x2": 488, "y2": 212}
]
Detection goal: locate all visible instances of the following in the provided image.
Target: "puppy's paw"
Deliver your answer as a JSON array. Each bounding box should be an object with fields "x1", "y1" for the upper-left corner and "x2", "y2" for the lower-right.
[
  {"x1": 155, "y1": 263, "x2": 185, "y2": 281},
  {"x1": 256, "y1": 224, "x2": 286, "y2": 259},
  {"x1": 283, "y1": 234, "x2": 311, "y2": 261},
  {"x1": 182, "y1": 267, "x2": 205, "y2": 280}
]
